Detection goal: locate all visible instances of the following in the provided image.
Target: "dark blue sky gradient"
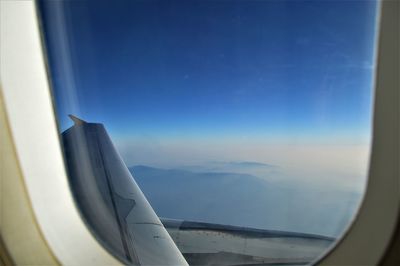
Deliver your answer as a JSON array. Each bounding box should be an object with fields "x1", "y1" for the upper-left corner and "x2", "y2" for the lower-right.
[{"x1": 39, "y1": 0, "x2": 378, "y2": 142}]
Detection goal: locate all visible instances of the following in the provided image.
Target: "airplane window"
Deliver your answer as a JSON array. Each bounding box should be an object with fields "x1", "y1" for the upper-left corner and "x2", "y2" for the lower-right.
[{"x1": 38, "y1": 0, "x2": 379, "y2": 265}]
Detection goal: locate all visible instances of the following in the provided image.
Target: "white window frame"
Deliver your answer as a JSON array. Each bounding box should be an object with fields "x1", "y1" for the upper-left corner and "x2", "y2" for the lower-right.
[{"x1": 1, "y1": 1, "x2": 121, "y2": 264}]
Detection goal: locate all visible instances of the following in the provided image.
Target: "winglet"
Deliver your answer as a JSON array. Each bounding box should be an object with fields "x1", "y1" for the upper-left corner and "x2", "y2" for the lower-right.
[{"x1": 68, "y1": 115, "x2": 87, "y2": 126}]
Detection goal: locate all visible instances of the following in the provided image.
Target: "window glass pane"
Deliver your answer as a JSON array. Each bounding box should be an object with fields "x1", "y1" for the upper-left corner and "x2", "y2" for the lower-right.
[{"x1": 38, "y1": 0, "x2": 379, "y2": 265}]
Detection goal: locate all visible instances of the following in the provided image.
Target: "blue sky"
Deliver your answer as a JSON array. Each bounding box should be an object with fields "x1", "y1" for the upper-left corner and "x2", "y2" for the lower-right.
[
  {"x1": 40, "y1": 0, "x2": 378, "y2": 144},
  {"x1": 39, "y1": 0, "x2": 378, "y2": 190}
]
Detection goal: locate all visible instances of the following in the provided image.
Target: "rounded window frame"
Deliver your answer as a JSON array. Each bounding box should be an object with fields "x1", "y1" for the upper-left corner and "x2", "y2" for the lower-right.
[{"x1": 0, "y1": 0, "x2": 398, "y2": 265}]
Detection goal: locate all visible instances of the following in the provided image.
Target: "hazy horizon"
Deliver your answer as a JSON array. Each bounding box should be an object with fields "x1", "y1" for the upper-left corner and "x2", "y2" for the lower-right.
[{"x1": 115, "y1": 137, "x2": 370, "y2": 193}]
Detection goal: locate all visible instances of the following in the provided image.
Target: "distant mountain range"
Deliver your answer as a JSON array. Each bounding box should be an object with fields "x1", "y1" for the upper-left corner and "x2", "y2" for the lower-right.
[
  {"x1": 175, "y1": 160, "x2": 278, "y2": 176},
  {"x1": 207, "y1": 160, "x2": 277, "y2": 168},
  {"x1": 130, "y1": 165, "x2": 361, "y2": 237}
]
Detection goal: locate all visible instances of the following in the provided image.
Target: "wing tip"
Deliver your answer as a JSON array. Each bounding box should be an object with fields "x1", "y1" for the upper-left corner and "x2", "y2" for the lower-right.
[{"x1": 68, "y1": 114, "x2": 87, "y2": 125}]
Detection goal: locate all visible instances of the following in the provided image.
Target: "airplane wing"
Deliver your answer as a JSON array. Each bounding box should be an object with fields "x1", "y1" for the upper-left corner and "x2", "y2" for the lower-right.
[
  {"x1": 61, "y1": 116, "x2": 334, "y2": 266},
  {"x1": 161, "y1": 218, "x2": 334, "y2": 265},
  {"x1": 61, "y1": 116, "x2": 188, "y2": 265}
]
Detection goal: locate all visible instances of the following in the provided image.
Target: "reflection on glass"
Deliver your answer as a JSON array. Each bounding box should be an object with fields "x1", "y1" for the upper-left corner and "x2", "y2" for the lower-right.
[{"x1": 39, "y1": 0, "x2": 379, "y2": 265}]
